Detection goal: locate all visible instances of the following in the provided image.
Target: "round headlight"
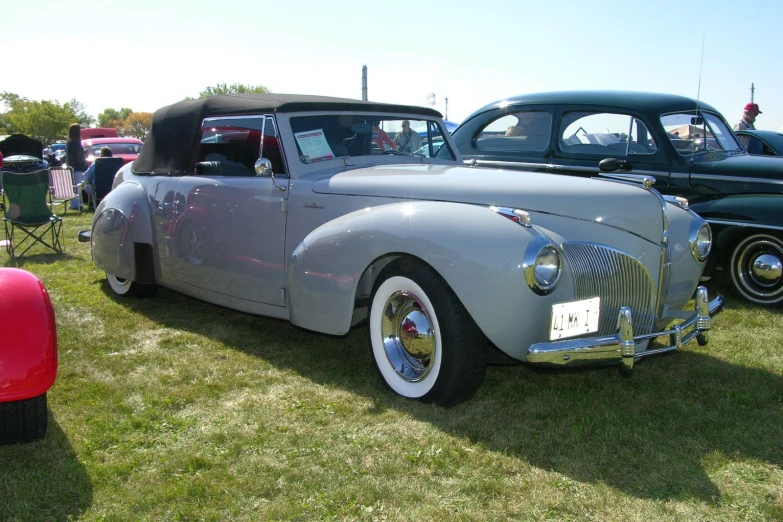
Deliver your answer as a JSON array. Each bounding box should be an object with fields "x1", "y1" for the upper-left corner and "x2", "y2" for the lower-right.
[
  {"x1": 524, "y1": 238, "x2": 562, "y2": 295},
  {"x1": 690, "y1": 222, "x2": 712, "y2": 262}
]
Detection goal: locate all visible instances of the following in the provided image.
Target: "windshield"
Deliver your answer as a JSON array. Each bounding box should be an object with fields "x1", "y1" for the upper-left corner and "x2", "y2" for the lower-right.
[
  {"x1": 289, "y1": 115, "x2": 456, "y2": 163},
  {"x1": 660, "y1": 111, "x2": 742, "y2": 155}
]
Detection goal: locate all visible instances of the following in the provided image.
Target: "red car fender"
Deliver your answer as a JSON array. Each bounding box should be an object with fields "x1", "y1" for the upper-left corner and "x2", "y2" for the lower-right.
[{"x1": 0, "y1": 268, "x2": 58, "y2": 403}]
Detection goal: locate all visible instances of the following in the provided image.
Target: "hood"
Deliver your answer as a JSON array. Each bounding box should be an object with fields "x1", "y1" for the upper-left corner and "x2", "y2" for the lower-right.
[
  {"x1": 0, "y1": 134, "x2": 43, "y2": 159},
  {"x1": 312, "y1": 164, "x2": 667, "y2": 244},
  {"x1": 692, "y1": 153, "x2": 783, "y2": 180}
]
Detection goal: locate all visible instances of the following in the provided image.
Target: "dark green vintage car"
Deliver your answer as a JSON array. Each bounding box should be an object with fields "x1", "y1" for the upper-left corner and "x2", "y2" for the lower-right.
[{"x1": 451, "y1": 91, "x2": 783, "y2": 306}]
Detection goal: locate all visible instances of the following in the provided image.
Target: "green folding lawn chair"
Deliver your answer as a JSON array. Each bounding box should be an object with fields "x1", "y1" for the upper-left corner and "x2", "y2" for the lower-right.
[{"x1": 2, "y1": 169, "x2": 63, "y2": 258}]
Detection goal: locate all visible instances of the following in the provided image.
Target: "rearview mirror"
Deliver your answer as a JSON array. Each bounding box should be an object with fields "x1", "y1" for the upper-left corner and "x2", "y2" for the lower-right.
[{"x1": 691, "y1": 116, "x2": 704, "y2": 126}]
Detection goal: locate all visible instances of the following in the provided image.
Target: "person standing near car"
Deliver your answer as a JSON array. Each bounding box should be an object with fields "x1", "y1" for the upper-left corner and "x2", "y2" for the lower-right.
[
  {"x1": 733, "y1": 102, "x2": 762, "y2": 151},
  {"x1": 66, "y1": 123, "x2": 88, "y2": 210},
  {"x1": 393, "y1": 120, "x2": 422, "y2": 153},
  {"x1": 371, "y1": 120, "x2": 396, "y2": 152}
]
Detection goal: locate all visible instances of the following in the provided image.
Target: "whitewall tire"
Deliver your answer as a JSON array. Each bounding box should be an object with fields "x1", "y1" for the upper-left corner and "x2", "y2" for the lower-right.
[{"x1": 368, "y1": 260, "x2": 486, "y2": 406}]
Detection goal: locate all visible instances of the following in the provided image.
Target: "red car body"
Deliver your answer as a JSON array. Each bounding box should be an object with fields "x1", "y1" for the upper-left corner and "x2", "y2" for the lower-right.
[
  {"x1": 0, "y1": 268, "x2": 58, "y2": 444},
  {"x1": 82, "y1": 137, "x2": 144, "y2": 166},
  {"x1": 81, "y1": 127, "x2": 118, "y2": 140}
]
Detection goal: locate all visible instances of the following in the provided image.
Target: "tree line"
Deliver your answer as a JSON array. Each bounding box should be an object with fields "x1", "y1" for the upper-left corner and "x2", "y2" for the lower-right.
[{"x1": 0, "y1": 83, "x2": 269, "y2": 146}]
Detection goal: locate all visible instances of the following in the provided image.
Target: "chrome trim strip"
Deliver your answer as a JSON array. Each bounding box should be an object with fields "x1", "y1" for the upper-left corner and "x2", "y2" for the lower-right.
[
  {"x1": 467, "y1": 159, "x2": 554, "y2": 170},
  {"x1": 527, "y1": 288, "x2": 723, "y2": 369},
  {"x1": 489, "y1": 206, "x2": 532, "y2": 227},
  {"x1": 467, "y1": 159, "x2": 664, "y2": 179},
  {"x1": 706, "y1": 219, "x2": 783, "y2": 232},
  {"x1": 691, "y1": 174, "x2": 783, "y2": 186},
  {"x1": 598, "y1": 172, "x2": 656, "y2": 188},
  {"x1": 662, "y1": 195, "x2": 689, "y2": 209}
]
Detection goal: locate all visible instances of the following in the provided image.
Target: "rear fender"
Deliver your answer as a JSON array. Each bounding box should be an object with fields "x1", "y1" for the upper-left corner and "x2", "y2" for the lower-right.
[
  {"x1": 287, "y1": 201, "x2": 547, "y2": 337},
  {"x1": 0, "y1": 269, "x2": 57, "y2": 402},
  {"x1": 91, "y1": 182, "x2": 154, "y2": 282}
]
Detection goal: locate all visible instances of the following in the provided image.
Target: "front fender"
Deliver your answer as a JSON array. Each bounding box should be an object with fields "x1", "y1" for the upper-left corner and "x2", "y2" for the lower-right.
[
  {"x1": 91, "y1": 181, "x2": 154, "y2": 281},
  {"x1": 690, "y1": 193, "x2": 783, "y2": 230},
  {"x1": 287, "y1": 201, "x2": 547, "y2": 340},
  {"x1": 0, "y1": 268, "x2": 57, "y2": 402}
]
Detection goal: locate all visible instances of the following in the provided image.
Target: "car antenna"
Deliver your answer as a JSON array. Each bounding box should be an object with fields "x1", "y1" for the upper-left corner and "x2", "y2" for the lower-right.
[{"x1": 695, "y1": 36, "x2": 705, "y2": 114}]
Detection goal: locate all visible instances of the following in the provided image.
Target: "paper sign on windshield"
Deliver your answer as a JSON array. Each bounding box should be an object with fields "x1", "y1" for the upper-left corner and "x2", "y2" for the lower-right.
[{"x1": 294, "y1": 129, "x2": 334, "y2": 163}]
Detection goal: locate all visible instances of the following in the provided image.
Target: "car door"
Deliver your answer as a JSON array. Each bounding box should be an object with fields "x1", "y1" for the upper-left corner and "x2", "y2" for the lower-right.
[{"x1": 166, "y1": 115, "x2": 290, "y2": 306}]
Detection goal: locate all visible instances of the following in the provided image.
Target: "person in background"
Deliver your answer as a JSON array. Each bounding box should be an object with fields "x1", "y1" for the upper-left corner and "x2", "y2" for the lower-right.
[
  {"x1": 393, "y1": 120, "x2": 422, "y2": 153},
  {"x1": 65, "y1": 123, "x2": 88, "y2": 210},
  {"x1": 82, "y1": 146, "x2": 113, "y2": 209},
  {"x1": 733, "y1": 102, "x2": 762, "y2": 150},
  {"x1": 371, "y1": 120, "x2": 396, "y2": 152}
]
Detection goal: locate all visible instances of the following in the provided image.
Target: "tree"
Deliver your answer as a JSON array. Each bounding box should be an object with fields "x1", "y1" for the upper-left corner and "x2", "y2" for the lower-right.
[
  {"x1": 0, "y1": 92, "x2": 81, "y2": 145},
  {"x1": 191, "y1": 83, "x2": 270, "y2": 99},
  {"x1": 65, "y1": 98, "x2": 95, "y2": 127},
  {"x1": 97, "y1": 107, "x2": 133, "y2": 128},
  {"x1": 124, "y1": 112, "x2": 153, "y2": 140}
]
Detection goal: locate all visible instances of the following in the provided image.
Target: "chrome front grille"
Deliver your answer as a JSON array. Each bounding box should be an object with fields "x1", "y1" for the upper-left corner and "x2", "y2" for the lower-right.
[{"x1": 562, "y1": 242, "x2": 657, "y2": 336}]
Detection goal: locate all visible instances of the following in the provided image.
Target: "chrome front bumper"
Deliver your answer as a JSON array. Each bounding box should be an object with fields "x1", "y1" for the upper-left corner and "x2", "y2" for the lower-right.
[{"x1": 527, "y1": 286, "x2": 724, "y2": 374}]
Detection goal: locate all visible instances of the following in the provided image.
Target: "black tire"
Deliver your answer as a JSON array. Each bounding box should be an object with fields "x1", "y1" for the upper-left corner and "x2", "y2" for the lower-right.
[
  {"x1": 0, "y1": 393, "x2": 48, "y2": 445},
  {"x1": 367, "y1": 260, "x2": 487, "y2": 407},
  {"x1": 106, "y1": 272, "x2": 158, "y2": 298},
  {"x1": 725, "y1": 233, "x2": 783, "y2": 305}
]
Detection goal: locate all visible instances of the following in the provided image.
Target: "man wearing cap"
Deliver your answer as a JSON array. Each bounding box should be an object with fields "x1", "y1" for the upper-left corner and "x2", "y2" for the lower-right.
[{"x1": 733, "y1": 102, "x2": 762, "y2": 150}]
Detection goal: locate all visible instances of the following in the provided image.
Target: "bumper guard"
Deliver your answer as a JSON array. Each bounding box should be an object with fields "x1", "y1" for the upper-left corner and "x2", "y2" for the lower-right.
[{"x1": 527, "y1": 286, "x2": 724, "y2": 374}]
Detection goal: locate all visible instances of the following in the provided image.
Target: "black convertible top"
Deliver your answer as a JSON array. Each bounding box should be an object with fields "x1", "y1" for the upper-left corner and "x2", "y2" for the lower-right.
[
  {"x1": 133, "y1": 93, "x2": 442, "y2": 175},
  {"x1": 0, "y1": 134, "x2": 43, "y2": 159}
]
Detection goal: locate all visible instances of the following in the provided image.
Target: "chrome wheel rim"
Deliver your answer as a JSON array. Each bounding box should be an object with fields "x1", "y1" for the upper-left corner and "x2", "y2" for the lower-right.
[
  {"x1": 734, "y1": 237, "x2": 783, "y2": 301},
  {"x1": 380, "y1": 290, "x2": 435, "y2": 382}
]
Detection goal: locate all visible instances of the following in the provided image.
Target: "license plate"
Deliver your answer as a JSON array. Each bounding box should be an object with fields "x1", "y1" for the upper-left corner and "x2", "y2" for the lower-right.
[{"x1": 550, "y1": 297, "x2": 601, "y2": 340}]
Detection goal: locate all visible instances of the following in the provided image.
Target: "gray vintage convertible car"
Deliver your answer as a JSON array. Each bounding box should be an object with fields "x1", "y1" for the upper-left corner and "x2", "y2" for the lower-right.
[{"x1": 80, "y1": 94, "x2": 723, "y2": 406}]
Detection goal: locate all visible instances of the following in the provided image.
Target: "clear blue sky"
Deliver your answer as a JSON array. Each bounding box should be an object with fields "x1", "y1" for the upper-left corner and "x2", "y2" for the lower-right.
[{"x1": 3, "y1": 0, "x2": 781, "y2": 130}]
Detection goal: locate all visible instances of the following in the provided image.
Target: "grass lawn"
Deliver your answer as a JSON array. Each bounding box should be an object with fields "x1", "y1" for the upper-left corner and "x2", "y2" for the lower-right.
[{"x1": 1, "y1": 211, "x2": 782, "y2": 521}]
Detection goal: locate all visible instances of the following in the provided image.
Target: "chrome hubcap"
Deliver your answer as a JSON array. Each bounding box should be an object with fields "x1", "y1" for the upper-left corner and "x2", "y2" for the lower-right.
[
  {"x1": 735, "y1": 238, "x2": 783, "y2": 300},
  {"x1": 380, "y1": 290, "x2": 435, "y2": 382},
  {"x1": 750, "y1": 253, "x2": 783, "y2": 287}
]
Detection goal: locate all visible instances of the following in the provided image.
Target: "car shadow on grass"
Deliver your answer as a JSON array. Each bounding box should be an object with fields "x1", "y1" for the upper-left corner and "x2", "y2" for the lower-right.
[
  {"x1": 108, "y1": 283, "x2": 783, "y2": 506},
  {"x1": 0, "y1": 415, "x2": 93, "y2": 521}
]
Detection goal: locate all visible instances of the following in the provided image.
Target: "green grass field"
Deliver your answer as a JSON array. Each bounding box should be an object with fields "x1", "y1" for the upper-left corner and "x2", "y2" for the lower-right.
[{"x1": 1, "y1": 211, "x2": 782, "y2": 521}]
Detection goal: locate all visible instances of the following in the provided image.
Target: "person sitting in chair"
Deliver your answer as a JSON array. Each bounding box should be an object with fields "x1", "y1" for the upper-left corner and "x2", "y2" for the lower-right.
[{"x1": 82, "y1": 146, "x2": 113, "y2": 208}]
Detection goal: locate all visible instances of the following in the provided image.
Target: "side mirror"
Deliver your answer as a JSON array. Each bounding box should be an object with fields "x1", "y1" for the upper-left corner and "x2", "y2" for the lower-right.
[
  {"x1": 254, "y1": 158, "x2": 273, "y2": 177},
  {"x1": 254, "y1": 157, "x2": 286, "y2": 192},
  {"x1": 598, "y1": 157, "x2": 633, "y2": 173}
]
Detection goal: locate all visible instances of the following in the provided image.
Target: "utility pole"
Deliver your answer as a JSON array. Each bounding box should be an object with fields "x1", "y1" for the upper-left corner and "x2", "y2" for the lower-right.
[
  {"x1": 750, "y1": 83, "x2": 755, "y2": 103},
  {"x1": 445, "y1": 97, "x2": 449, "y2": 120},
  {"x1": 362, "y1": 65, "x2": 368, "y2": 101}
]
